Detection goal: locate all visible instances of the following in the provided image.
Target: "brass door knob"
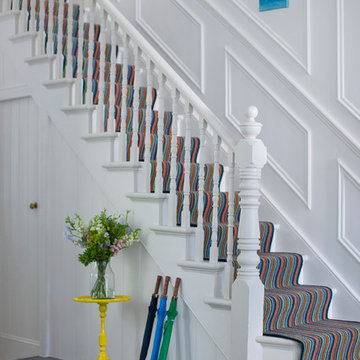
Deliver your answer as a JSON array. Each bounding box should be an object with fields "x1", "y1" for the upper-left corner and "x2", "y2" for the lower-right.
[{"x1": 29, "y1": 202, "x2": 38, "y2": 209}]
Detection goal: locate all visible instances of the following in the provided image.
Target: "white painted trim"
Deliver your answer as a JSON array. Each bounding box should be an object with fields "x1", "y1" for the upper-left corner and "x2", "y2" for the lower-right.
[
  {"x1": 0, "y1": 85, "x2": 30, "y2": 101},
  {"x1": 261, "y1": 188, "x2": 360, "y2": 304},
  {"x1": 337, "y1": 159, "x2": 360, "y2": 263},
  {"x1": 135, "y1": 0, "x2": 204, "y2": 92},
  {"x1": 177, "y1": 260, "x2": 225, "y2": 272},
  {"x1": 230, "y1": 0, "x2": 311, "y2": 74},
  {"x1": 336, "y1": 0, "x2": 360, "y2": 120},
  {"x1": 150, "y1": 225, "x2": 195, "y2": 235},
  {"x1": 204, "y1": 297, "x2": 231, "y2": 309},
  {"x1": 0, "y1": 332, "x2": 40, "y2": 347},
  {"x1": 225, "y1": 48, "x2": 312, "y2": 208}
]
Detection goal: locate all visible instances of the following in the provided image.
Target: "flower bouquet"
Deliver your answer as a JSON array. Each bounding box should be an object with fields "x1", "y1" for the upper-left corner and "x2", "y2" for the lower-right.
[{"x1": 64, "y1": 209, "x2": 140, "y2": 299}]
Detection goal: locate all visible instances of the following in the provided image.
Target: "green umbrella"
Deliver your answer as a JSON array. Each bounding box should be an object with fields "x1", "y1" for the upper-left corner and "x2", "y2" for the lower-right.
[{"x1": 158, "y1": 278, "x2": 181, "y2": 360}]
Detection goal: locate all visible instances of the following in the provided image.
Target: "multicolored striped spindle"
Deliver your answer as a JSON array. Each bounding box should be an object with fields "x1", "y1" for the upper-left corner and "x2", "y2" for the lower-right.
[
  {"x1": 224, "y1": 150, "x2": 235, "y2": 299},
  {"x1": 209, "y1": 133, "x2": 220, "y2": 263},
  {"x1": 75, "y1": 0, "x2": 84, "y2": 102},
  {"x1": 168, "y1": 86, "x2": 179, "y2": 227},
  {"x1": 143, "y1": 56, "x2": 153, "y2": 193},
  {"x1": 131, "y1": 44, "x2": 141, "y2": 162},
  {"x1": 96, "y1": 7, "x2": 106, "y2": 132},
  {"x1": 155, "y1": 73, "x2": 166, "y2": 194},
  {"x1": 182, "y1": 101, "x2": 192, "y2": 228},
  {"x1": 55, "y1": 0, "x2": 64, "y2": 78},
  {"x1": 195, "y1": 118, "x2": 207, "y2": 261},
  {"x1": 119, "y1": 32, "x2": 129, "y2": 161},
  {"x1": 37, "y1": 0, "x2": 45, "y2": 55},
  {"x1": 65, "y1": 0, "x2": 73, "y2": 78},
  {"x1": 107, "y1": 18, "x2": 116, "y2": 132},
  {"x1": 29, "y1": 0, "x2": 35, "y2": 32},
  {"x1": 85, "y1": 0, "x2": 94, "y2": 105}
]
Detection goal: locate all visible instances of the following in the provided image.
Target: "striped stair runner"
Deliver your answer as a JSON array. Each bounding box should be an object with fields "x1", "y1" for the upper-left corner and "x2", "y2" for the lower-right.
[{"x1": 18, "y1": 1, "x2": 360, "y2": 358}]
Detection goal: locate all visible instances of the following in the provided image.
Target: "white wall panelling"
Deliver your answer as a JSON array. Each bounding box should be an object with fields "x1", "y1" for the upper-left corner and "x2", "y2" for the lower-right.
[
  {"x1": 338, "y1": 160, "x2": 360, "y2": 263},
  {"x1": 136, "y1": 0, "x2": 204, "y2": 92},
  {"x1": 230, "y1": 0, "x2": 311, "y2": 74},
  {"x1": 337, "y1": 0, "x2": 360, "y2": 120},
  {"x1": 225, "y1": 48, "x2": 312, "y2": 208}
]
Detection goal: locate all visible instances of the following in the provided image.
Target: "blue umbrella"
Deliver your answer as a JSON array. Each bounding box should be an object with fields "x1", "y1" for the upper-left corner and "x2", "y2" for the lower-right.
[
  {"x1": 139, "y1": 275, "x2": 162, "y2": 360},
  {"x1": 150, "y1": 276, "x2": 170, "y2": 360}
]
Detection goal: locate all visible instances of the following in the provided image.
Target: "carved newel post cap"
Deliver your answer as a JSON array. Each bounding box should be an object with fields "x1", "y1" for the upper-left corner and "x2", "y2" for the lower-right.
[{"x1": 235, "y1": 106, "x2": 267, "y2": 169}]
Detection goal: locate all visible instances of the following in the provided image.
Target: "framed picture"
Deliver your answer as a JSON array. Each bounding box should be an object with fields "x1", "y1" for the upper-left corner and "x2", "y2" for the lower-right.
[{"x1": 259, "y1": 0, "x2": 289, "y2": 12}]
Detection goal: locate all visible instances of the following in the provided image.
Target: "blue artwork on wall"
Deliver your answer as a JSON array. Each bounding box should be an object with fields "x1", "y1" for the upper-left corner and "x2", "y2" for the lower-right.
[{"x1": 259, "y1": 0, "x2": 289, "y2": 12}]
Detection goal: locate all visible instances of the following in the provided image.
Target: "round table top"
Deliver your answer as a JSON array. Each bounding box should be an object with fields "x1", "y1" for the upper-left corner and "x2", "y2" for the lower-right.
[{"x1": 73, "y1": 295, "x2": 131, "y2": 304}]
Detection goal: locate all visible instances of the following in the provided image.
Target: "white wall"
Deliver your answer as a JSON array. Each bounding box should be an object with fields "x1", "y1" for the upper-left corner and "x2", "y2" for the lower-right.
[
  {"x1": 115, "y1": 0, "x2": 360, "y2": 321},
  {"x1": 0, "y1": 90, "x2": 226, "y2": 359}
]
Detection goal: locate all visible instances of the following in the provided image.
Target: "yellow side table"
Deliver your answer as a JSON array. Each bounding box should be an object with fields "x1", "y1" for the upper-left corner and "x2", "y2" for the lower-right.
[{"x1": 74, "y1": 295, "x2": 131, "y2": 360}]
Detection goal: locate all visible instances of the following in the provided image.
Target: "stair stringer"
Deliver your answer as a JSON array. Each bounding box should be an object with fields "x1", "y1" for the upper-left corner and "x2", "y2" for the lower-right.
[{"x1": 0, "y1": 12, "x2": 236, "y2": 358}]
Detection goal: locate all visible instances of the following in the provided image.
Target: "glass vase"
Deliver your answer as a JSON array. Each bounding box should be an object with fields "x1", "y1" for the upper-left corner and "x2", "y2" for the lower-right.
[{"x1": 90, "y1": 260, "x2": 115, "y2": 299}]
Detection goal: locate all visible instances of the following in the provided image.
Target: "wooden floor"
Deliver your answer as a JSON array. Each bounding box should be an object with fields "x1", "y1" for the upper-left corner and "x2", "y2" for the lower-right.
[{"x1": 19, "y1": 358, "x2": 62, "y2": 360}]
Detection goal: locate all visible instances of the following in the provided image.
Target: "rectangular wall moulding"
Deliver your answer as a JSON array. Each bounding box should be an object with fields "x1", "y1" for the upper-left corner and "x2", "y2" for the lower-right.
[{"x1": 260, "y1": 0, "x2": 289, "y2": 12}]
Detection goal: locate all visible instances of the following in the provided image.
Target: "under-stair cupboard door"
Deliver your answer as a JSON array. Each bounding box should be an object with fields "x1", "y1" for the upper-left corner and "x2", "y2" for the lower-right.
[{"x1": 0, "y1": 98, "x2": 41, "y2": 359}]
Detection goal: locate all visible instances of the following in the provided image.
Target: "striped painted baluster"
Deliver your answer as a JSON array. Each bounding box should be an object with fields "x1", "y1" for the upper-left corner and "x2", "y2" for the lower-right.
[
  {"x1": 182, "y1": 101, "x2": 192, "y2": 228},
  {"x1": 107, "y1": 18, "x2": 116, "y2": 132},
  {"x1": 210, "y1": 133, "x2": 221, "y2": 263},
  {"x1": 13, "y1": 0, "x2": 19, "y2": 10},
  {"x1": 95, "y1": 7, "x2": 105, "y2": 132},
  {"x1": 224, "y1": 151, "x2": 235, "y2": 299},
  {"x1": 85, "y1": 0, "x2": 94, "y2": 105},
  {"x1": 119, "y1": 33, "x2": 129, "y2": 161},
  {"x1": 168, "y1": 86, "x2": 178, "y2": 227},
  {"x1": 18, "y1": 0, "x2": 28, "y2": 33},
  {"x1": 37, "y1": 0, "x2": 45, "y2": 55},
  {"x1": 195, "y1": 118, "x2": 207, "y2": 261},
  {"x1": 143, "y1": 57, "x2": 152, "y2": 193},
  {"x1": 155, "y1": 73, "x2": 165, "y2": 194},
  {"x1": 55, "y1": 0, "x2": 64, "y2": 78},
  {"x1": 46, "y1": 0, "x2": 54, "y2": 54},
  {"x1": 65, "y1": 0, "x2": 73, "y2": 78},
  {"x1": 29, "y1": 0, "x2": 35, "y2": 31},
  {"x1": 131, "y1": 45, "x2": 141, "y2": 162},
  {"x1": 75, "y1": 0, "x2": 84, "y2": 102}
]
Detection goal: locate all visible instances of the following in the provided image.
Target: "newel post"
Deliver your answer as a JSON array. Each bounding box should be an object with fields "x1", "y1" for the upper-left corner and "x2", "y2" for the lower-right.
[{"x1": 231, "y1": 106, "x2": 267, "y2": 360}]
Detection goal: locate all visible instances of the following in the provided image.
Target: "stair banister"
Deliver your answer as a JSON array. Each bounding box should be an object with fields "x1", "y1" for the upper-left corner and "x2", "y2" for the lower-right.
[
  {"x1": 224, "y1": 151, "x2": 235, "y2": 299},
  {"x1": 107, "y1": 17, "x2": 116, "y2": 132},
  {"x1": 95, "y1": 0, "x2": 237, "y2": 151},
  {"x1": 168, "y1": 86, "x2": 179, "y2": 227},
  {"x1": 231, "y1": 106, "x2": 267, "y2": 360}
]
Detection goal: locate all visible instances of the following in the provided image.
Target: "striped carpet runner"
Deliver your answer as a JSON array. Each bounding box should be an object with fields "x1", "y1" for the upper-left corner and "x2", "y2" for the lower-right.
[{"x1": 21, "y1": 1, "x2": 360, "y2": 358}]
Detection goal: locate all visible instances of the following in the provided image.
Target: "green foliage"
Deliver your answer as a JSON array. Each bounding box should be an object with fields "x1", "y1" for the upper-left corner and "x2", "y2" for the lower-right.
[{"x1": 64, "y1": 209, "x2": 140, "y2": 266}]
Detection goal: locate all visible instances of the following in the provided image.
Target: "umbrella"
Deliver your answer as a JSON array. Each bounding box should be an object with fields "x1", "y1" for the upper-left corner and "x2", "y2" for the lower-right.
[
  {"x1": 139, "y1": 275, "x2": 163, "y2": 360},
  {"x1": 150, "y1": 276, "x2": 171, "y2": 360},
  {"x1": 158, "y1": 278, "x2": 181, "y2": 360}
]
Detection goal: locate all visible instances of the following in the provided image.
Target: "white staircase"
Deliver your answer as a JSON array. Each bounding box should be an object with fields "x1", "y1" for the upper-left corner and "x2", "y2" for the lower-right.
[{"x1": 0, "y1": 2, "x2": 302, "y2": 359}]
